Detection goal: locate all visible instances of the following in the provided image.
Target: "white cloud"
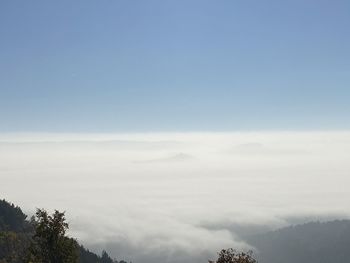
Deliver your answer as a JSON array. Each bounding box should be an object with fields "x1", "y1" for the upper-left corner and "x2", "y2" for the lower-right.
[{"x1": 1, "y1": 131, "x2": 350, "y2": 262}]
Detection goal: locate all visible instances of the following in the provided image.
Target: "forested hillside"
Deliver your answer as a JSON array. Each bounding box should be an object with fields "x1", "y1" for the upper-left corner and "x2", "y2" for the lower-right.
[
  {"x1": 0, "y1": 199, "x2": 125, "y2": 263},
  {"x1": 246, "y1": 220, "x2": 350, "y2": 263}
]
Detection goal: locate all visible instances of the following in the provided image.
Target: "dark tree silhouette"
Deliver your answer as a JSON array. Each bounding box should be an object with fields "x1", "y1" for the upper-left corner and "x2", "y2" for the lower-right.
[
  {"x1": 28, "y1": 209, "x2": 78, "y2": 263},
  {"x1": 0, "y1": 200, "x2": 123, "y2": 263},
  {"x1": 101, "y1": 250, "x2": 114, "y2": 263},
  {"x1": 209, "y1": 248, "x2": 257, "y2": 263},
  {"x1": 0, "y1": 199, "x2": 30, "y2": 232}
]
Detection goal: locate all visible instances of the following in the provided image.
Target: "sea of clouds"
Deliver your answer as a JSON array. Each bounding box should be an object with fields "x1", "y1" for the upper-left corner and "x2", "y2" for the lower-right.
[{"x1": 1, "y1": 132, "x2": 350, "y2": 262}]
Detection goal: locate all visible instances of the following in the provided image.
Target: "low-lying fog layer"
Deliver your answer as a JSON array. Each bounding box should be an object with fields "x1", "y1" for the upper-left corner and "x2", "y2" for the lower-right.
[{"x1": 1, "y1": 132, "x2": 350, "y2": 263}]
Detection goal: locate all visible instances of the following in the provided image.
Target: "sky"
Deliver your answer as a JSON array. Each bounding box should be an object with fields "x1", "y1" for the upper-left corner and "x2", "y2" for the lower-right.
[{"x1": 1, "y1": 0, "x2": 350, "y2": 132}]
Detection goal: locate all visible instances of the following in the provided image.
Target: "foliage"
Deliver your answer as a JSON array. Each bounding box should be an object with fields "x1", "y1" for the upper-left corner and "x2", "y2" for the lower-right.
[
  {"x1": 209, "y1": 249, "x2": 257, "y2": 263},
  {"x1": 0, "y1": 199, "x2": 122, "y2": 263},
  {"x1": 101, "y1": 250, "x2": 115, "y2": 263},
  {"x1": 0, "y1": 200, "x2": 32, "y2": 262},
  {"x1": 0, "y1": 199, "x2": 30, "y2": 232},
  {"x1": 28, "y1": 209, "x2": 79, "y2": 263},
  {"x1": 78, "y1": 245, "x2": 101, "y2": 263},
  {"x1": 0, "y1": 231, "x2": 31, "y2": 263},
  {"x1": 79, "y1": 246, "x2": 117, "y2": 263}
]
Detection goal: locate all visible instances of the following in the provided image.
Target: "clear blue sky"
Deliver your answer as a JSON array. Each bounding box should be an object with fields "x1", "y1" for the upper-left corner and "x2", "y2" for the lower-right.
[{"x1": 1, "y1": 0, "x2": 349, "y2": 132}]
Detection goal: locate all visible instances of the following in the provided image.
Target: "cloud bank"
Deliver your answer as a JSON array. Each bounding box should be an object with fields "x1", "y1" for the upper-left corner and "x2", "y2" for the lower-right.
[{"x1": 1, "y1": 132, "x2": 350, "y2": 262}]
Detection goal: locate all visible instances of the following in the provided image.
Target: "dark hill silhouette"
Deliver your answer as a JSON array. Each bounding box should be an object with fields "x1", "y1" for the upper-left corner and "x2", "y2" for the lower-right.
[
  {"x1": 0, "y1": 199, "x2": 31, "y2": 233},
  {"x1": 0, "y1": 199, "x2": 123, "y2": 263},
  {"x1": 246, "y1": 220, "x2": 350, "y2": 263}
]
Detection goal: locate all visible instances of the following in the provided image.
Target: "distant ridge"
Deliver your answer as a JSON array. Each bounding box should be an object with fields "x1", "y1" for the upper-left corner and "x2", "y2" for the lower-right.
[{"x1": 246, "y1": 220, "x2": 350, "y2": 263}]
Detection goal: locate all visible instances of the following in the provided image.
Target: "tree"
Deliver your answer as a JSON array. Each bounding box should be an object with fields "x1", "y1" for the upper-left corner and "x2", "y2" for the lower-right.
[
  {"x1": 209, "y1": 248, "x2": 257, "y2": 263},
  {"x1": 28, "y1": 209, "x2": 78, "y2": 263},
  {"x1": 101, "y1": 250, "x2": 114, "y2": 263},
  {"x1": 0, "y1": 199, "x2": 30, "y2": 232}
]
